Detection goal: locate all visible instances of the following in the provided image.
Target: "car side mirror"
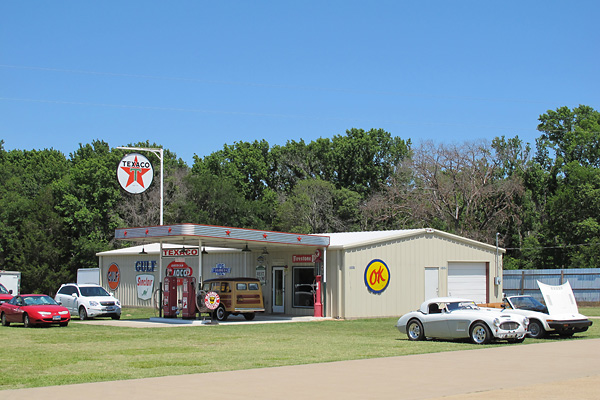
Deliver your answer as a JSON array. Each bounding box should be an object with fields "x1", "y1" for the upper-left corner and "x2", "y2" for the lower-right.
[
  {"x1": 71, "y1": 293, "x2": 78, "y2": 298},
  {"x1": 8, "y1": 289, "x2": 13, "y2": 294}
]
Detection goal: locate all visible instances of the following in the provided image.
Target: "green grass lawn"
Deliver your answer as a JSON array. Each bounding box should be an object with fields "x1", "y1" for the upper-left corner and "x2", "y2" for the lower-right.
[{"x1": 1, "y1": 307, "x2": 598, "y2": 391}]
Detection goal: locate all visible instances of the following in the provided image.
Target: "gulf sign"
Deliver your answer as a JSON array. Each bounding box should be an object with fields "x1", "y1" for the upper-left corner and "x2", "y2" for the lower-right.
[
  {"x1": 107, "y1": 263, "x2": 120, "y2": 290},
  {"x1": 166, "y1": 261, "x2": 193, "y2": 278},
  {"x1": 364, "y1": 259, "x2": 390, "y2": 294}
]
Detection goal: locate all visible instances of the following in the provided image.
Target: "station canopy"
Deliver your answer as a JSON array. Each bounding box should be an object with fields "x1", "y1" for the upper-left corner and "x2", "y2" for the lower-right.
[{"x1": 115, "y1": 223, "x2": 330, "y2": 252}]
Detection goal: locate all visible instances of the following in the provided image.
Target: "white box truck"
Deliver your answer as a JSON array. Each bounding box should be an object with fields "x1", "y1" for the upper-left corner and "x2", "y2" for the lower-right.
[
  {"x1": 0, "y1": 270, "x2": 21, "y2": 295},
  {"x1": 77, "y1": 268, "x2": 100, "y2": 285}
]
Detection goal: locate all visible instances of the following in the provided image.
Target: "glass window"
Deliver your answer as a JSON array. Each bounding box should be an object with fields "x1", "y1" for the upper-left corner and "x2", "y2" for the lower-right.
[
  {"x1": 293, "y1": 267, "x2": 315, "y2": 308},
  {"x1": 236, "y1": 283, "x2": 247, "y2": 290},
  {"x1": 80, "y1": 286, "x2": 110, "y2": 297},
  {"x1": 248, "y1": 283, "x2": 259, "y2": 290},
  {"x1": 58, "y1": 286, "x2": 74, "y2": 295}
]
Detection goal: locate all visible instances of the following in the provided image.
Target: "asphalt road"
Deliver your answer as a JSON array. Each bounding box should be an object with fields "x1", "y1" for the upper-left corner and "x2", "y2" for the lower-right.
[{"x1": 4, "y1": 337, "x2": 600, "y2": 399}]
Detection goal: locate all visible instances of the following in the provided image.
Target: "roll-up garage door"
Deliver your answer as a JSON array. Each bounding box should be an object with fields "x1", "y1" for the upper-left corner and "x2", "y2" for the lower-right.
[{"x1": 448, "y1": 262, "x2": 487, "y2": 303}]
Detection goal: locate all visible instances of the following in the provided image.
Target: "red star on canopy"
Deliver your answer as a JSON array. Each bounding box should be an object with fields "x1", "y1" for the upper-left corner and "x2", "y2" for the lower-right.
[{"x1": 121, "y1": 156, "x2": 151, "y2": 188}]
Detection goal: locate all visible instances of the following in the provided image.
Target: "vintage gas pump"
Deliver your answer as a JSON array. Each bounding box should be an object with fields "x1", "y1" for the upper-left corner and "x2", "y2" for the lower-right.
[
  {"x1": 181, "y1": 276, "x2": 197, "y2": 319},
  {"x1": 313, "y1": 252, "x2": 323, "y2": 317},
  {"x1": 313, "y1": 275, "x2": 323, "y2": 317},
  {"x1": 162, "y1": 276, "x2": 178, "y2": 318}
]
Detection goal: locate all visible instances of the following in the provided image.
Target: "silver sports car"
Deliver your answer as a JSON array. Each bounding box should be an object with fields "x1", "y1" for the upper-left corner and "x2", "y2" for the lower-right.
[{"x1": 396, "y1": 297, "x2": 529, "y2": 344}]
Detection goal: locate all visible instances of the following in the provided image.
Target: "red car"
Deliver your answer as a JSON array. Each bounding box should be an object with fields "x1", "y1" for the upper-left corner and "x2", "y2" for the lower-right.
[
  {"x1": 0, "y1": 283, "x2": 13, "y2": 304},
  {"x1": 1, "y1": 294, "x2": 70, "y2": 327}
]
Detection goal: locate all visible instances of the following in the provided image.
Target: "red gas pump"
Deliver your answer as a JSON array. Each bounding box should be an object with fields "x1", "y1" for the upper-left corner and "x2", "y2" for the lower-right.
[
  {"x1": 313, "y1": 275, "x2": 323, "y2": 317},
  {"x1": 181, "y1": 276, "x2": 197, "y2": 319},
  {"x1": 162, "y1": 276, "x2": 178, "y2": 318}
]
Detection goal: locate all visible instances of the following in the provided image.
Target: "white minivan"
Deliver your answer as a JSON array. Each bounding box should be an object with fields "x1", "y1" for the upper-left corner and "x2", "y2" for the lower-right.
[{"x1": 55, "y1": 283, "x2": 121, "y2": 320}]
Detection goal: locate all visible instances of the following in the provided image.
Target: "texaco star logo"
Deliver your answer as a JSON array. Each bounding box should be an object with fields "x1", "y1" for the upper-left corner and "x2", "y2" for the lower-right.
[{"x1": 117, "y1": 153, "x2": 154, "y2": 194}]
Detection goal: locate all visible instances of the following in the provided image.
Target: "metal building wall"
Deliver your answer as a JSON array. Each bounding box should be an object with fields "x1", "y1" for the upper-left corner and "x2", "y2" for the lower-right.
[
  {"x1": 332, "y1": 232, "x2": 501, "y2": 319},
  {"x1": 99, "y1": 251, "x2": 253, "y2": 308}
]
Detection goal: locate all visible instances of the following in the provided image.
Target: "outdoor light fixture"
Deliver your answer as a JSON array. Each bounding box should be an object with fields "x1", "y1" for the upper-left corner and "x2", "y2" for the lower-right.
[
  {"x1": 242, "y1": 244, "x2": 251, "y2": 252},
  {"x1": 202, "y1": 247, "x2": 208, "y2": 254},
  {"x1": 139, "y1": 244, "x2": 148, "y2": 255},
  {"x1": 262, "y1": 247, "x2": 269, "y2": 256}
]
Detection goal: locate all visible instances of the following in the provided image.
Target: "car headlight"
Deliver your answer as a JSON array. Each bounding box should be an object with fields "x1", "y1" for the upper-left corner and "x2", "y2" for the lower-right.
[
  {"x1": 523, "y1": 317, "x2": 529, "y2": 327},
  {"x1": 116, "y1": 300, "x2": 121, "y2": 307},
  {"x1": 89, "y1": 301, "x2": 99, "y2": 307},
  {"x1": 38, "y1": 311, "x2": 51, "y2": 316},
  {"x1": 493, "y1": 318, "x2": 500, "y2": 327},
  {"x1": 59, "y1": 311, "x2": 69, "y2": 315}
]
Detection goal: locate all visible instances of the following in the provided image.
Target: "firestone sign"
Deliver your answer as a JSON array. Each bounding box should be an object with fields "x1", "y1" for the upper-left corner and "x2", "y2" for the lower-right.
[{"x1": 117, "y1": 153, "x2": 154, "y2": 194}]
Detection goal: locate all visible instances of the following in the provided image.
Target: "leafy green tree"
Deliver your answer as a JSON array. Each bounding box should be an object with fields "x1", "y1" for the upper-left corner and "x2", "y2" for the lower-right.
[
  {"x1": 194, "y1": 139, "x2": 273, "y2": 201},
  {"x1": 54, "y1": 140, "x2": 122, "y2": 276},
  {"x1": 173, "y1": 170, "x2": 269, "y2": 229},
  {"x1": 531, "y1": 105, "x2": 600, "y2": 268},
  {"x1": 0, "y1": 144, "x2": 71, "y2": 293},
  {"x1": 275, "y1": 179, "x2": 361, "y2": 234}
]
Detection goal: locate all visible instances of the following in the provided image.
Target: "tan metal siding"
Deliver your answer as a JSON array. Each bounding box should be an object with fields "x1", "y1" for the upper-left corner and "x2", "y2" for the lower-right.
[{"x1": 337, "y1": 232, "x2": 500, "y2": 319}]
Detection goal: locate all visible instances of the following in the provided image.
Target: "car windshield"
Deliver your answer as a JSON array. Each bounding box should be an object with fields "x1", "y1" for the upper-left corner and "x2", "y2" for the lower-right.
[
  {"x1": 80, "y1": 286, "x2": 110, "y2": 297},
  {"x1": 446, "y1": 301, "x2": 479, "y2": 311},
  {"x1": 510, "y1": 296, "x2": 548, "y2": 313},
  {"x1": 23, "y1": 295, "x2": 58, "y2": 306},
  {"x1": 0, "y1": 284, "x2": 9, "y2": 294}
]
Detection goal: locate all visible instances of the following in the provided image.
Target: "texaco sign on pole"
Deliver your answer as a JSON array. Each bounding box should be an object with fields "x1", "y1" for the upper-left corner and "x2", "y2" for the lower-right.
[{"x1": 117, "y1": 153, "x2": 154, "y2": 194}]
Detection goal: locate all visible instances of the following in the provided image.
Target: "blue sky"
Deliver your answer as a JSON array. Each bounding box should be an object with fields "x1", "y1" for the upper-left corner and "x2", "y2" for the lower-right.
[{"x1": 1, "y1": 1, "x2": 598, "y2": 166}]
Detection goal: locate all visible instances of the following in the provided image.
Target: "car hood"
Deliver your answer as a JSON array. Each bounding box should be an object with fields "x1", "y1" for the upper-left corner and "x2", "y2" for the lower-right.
[{"x1": 537, "y1": 281, "x2": 582, "y2": 317}]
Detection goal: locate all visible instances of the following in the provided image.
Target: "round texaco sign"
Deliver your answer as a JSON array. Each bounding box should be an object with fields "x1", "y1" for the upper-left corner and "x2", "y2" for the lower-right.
[{"x1": 117, "y1": 153, "x2": 154, "y2": 194}]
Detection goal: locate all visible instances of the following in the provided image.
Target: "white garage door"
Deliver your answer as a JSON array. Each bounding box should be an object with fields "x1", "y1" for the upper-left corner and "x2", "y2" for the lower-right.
[{"x1": 448, "y1": 262, "x2": 487, "y2": 303}]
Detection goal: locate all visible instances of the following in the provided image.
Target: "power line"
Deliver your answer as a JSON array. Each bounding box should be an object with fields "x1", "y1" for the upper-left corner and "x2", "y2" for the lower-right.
[
  {"x1": 0, "y1": 63, "x2": 561, "y2": 105},
  {"x1": 505, "y1": 242, "x2": 600, "y2": 251}
]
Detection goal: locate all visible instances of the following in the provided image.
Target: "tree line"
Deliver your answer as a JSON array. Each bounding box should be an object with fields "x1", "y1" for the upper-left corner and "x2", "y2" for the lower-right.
[{"x1": 1, "y1": 105, "x2": 599, "y2": 294}]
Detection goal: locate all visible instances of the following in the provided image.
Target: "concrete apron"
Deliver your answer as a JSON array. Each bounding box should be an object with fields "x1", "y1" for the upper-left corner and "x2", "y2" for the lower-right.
[{"x1": 4, "y1": 338, "x2": 600, "y2": 400}]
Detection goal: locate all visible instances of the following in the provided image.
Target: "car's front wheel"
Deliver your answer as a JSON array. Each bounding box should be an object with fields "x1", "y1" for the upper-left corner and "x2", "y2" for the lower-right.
[
  {"x1": 243, "y1": 313, "x2": 256, "y2": 321},
  {"x1": 1, "y1": 312, "x2": 10, "y2": 327},
  {"x1": 528, "y1": 319, "x2": 546, "y2": 339},
  {"x1": 79, "y1": 307, "x2": 88, "y2": 320},
  {"x1": 470, "y1": 322, "x2": 491, "y2": 344},
  {"x1": 214, "y1": 305, "x2": 228, "y2": 321},
  {"x1": 407, "y1": 319, "x2": 425, "y2": 341},
  {"x1": 111, "y1": 314, "x2": 121, "y2": 320}
]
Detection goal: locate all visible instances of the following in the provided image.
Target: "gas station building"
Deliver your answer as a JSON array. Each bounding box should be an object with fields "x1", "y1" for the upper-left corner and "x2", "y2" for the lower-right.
[{"x1": 96, "y1": 224, "x2": 505, "y2": 319}]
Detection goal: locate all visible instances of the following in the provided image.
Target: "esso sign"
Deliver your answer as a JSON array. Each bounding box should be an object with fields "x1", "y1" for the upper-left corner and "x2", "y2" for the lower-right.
[{"x1": 166, "y1": 261, "x2": 193, "y2": 278}]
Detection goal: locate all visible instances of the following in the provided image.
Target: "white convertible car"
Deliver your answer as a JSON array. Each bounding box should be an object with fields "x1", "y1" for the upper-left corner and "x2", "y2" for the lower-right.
[
  {"x1": 502, "y1": 281, "x2": 593, "y2": 339},
  {"x1": 396, "y1": 297, "x2": 529, "y2": 344}
]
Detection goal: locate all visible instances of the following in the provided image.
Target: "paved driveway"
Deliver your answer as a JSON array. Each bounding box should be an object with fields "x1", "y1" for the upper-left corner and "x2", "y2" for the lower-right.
[{"x1": 4, "y1": 338, "x2": 600, "y2": 399}]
